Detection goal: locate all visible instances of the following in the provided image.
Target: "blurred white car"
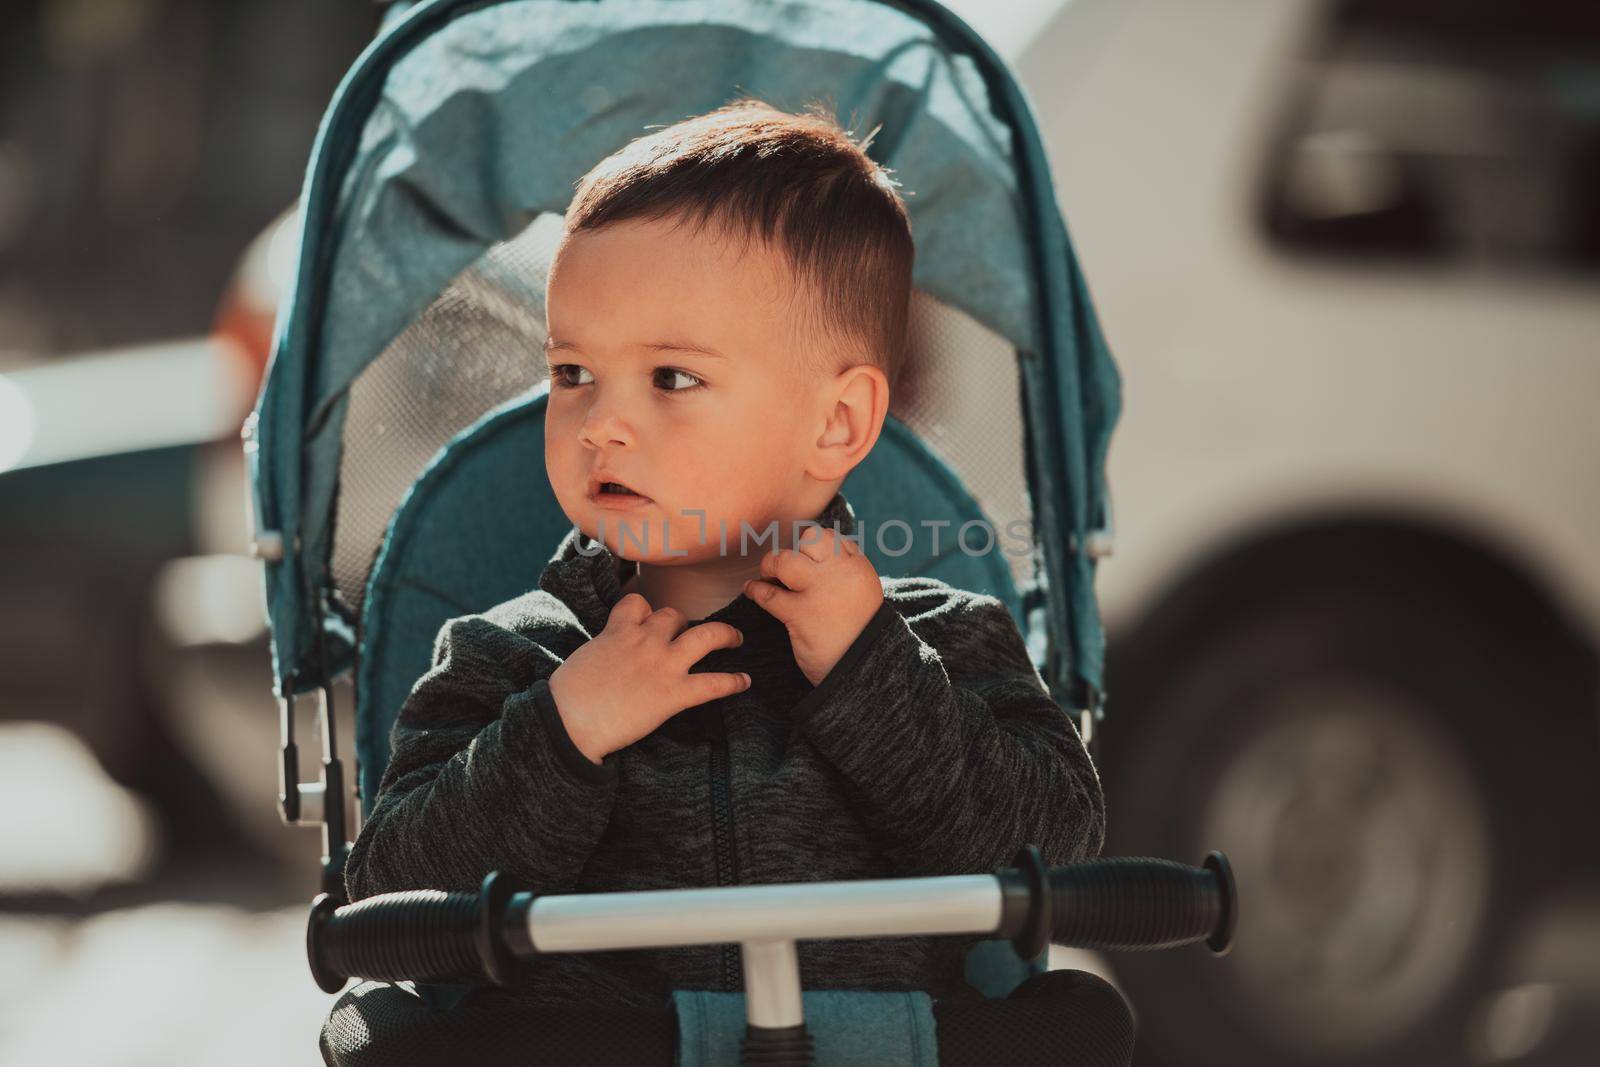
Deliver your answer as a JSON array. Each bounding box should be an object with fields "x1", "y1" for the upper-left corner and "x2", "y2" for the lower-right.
[{"x1": 998, "y1": 1, "x2": 1600, "y2": 1064}]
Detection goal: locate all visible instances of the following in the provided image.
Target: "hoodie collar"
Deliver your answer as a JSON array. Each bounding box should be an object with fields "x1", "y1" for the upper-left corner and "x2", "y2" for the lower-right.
[{"x1": 538, "y1": 491, "x2": 859, "y2": 636}]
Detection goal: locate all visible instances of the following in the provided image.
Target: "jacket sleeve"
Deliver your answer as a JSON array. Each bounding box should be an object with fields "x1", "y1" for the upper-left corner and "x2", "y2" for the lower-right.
[
  {"x1": 787, "y1": 587, "x2": 1105, "y2": 877},
  {"x1": 343, "y1": 612, "x2": 621, "y2": 901}
]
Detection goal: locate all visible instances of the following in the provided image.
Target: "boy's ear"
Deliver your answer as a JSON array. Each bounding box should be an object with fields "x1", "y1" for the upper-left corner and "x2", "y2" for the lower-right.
[{"x1": 806, "y1": 363, "x2": 889, "y2": 482}]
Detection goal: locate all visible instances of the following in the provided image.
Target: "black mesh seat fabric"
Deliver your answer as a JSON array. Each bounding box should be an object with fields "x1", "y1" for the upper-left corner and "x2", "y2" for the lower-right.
[
  {"x1": 320, "y1": 970, "x2": 1134, "y2": 1066},
  {"x1": 320, "y1": 981, "x2": 680, "y2": 1066}
]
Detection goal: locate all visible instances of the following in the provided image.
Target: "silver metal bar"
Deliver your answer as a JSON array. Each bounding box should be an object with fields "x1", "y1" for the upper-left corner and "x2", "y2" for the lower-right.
[
  {"x1": 528, "y1": 874, "x2": 1003, "y2": 953},
  {"x1": 740, "y1": 939, "x2": 802, "y2": 1029},
  {"x1": 294, "y1": 781, "x2": 326, "y2": 824}
]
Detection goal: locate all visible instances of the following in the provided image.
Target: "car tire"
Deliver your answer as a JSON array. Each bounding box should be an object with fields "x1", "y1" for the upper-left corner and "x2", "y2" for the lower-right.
[{"x1": 1101, "y1": 584, "x2": 1594, "y2": 1067}]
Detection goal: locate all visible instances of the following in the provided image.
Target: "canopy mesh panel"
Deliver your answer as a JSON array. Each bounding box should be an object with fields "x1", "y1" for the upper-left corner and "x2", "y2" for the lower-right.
[{"x1": 330, "y1": 213, "x2": 1035, "y2": 618}]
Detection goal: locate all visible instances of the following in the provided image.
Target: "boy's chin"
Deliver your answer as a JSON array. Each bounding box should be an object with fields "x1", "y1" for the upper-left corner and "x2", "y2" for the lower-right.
[{"x1": 615, "y1": 545, "x2": 730, "y2": 567}]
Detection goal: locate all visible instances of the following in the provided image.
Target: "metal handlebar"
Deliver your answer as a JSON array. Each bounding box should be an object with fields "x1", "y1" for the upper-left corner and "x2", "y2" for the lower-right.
[
  {"x1": 308, "y1": 847, "x2": 1235, "y2": 989},
  {"x1": 307, "y1": 847, "x2": 1236, "y2": 1066}
]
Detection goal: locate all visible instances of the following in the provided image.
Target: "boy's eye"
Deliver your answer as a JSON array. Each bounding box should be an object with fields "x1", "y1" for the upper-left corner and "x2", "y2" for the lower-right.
[
  {"x1": 549, "y1": 364, "x2": 594, "y2": 389},
  {"x1": 547, "y1": 364, "x2": 704, "y2": 393},
  {"x1": 654, "y1": 367, "x2": 705, "y2": 393}
]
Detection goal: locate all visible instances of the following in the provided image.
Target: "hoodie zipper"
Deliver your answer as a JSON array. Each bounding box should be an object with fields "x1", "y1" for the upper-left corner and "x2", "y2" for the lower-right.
[{"x1": 706, "y1": 706, "x2": 742, "y2": 992}]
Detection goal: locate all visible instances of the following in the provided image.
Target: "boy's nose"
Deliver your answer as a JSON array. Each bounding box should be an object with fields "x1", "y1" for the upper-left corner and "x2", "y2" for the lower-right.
[{"x1": 578, "y1": 404, "x2": 635, "y2": 449}]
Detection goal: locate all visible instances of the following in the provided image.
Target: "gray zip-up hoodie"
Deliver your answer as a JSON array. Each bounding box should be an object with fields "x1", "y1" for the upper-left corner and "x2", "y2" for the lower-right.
[{"x1": 344, "y1": 491, "x2": 1105, "y2": 1008}]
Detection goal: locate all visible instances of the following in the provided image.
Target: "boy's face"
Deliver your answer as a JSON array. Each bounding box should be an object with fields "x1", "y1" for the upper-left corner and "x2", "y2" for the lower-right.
[{"x1": 543, "y1": 213, "x2": 829, "y2": 563}]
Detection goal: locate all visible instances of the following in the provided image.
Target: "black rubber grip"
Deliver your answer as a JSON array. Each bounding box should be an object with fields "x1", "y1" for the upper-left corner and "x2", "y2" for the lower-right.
[
  {"x1": 1050, "y1": 852, "x2": 1236, "y2": 954},
  {"x1": 306, "y1": 872, "x2": 525, "y2": 994},
  {"x1": 307, "y1": 888, "x2": 486, "y2": 992}
]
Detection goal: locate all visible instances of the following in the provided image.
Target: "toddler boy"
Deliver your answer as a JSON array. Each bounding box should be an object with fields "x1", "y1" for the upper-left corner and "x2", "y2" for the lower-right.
[{"x1": 343, "y1": 99, "x2": 1106, "y2": 1010}]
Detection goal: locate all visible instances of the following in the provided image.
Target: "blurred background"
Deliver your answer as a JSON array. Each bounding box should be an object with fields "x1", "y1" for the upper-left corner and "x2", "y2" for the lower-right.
[{"x1": 1, "y1": 0, "x2": 1597, "y2": 1064}]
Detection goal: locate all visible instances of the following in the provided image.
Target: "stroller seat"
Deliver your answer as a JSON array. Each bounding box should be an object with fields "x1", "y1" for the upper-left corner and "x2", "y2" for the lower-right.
[
  {"x1": 250, "y1": 0, "x2": 1126, "y2": 1062},
  {"x1": 340, "y1": 348, "x2": 1061, "y2": 1065}
]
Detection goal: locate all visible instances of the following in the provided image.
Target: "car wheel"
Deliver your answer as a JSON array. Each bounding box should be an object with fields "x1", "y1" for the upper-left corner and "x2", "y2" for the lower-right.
[{"x1": 1102, "y1": 587, "x2": 1590, "y2": 1067}]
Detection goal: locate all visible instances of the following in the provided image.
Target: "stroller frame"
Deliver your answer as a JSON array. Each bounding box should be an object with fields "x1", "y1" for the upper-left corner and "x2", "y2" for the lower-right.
[
  {"x1": 251, "y1": 0, "x2": 1156, "y2": 1061},
  {"x1": 266, "y1": 0, "x2": 1117, "y2": 902}
]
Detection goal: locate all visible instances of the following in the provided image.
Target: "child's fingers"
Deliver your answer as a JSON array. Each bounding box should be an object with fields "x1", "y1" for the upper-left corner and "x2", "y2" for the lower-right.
[
  {"x1": 796, "y1": 528, "x2": 857, "y2": 563},
  {"x1": 760, "y1": 548, "x2": 815, "y2": 590},
  {"x1": 640, "y1": 604, "x2": 689, "y2": 639},
  {"x1": 680, "y1": 670, "x2": 752, "y2": 708},
  {"x1": 607, "y1": 592, "x2": 654, "y2": 627},
  {"x1": 792, "y1": 524, "x2": 832, "y2": 561},
  {"x1": 672, "y1": 621, "x2": 743, "y2": 663},
  {"x1": 743, "y1": 577, "x2": 801, "y2": 620}
]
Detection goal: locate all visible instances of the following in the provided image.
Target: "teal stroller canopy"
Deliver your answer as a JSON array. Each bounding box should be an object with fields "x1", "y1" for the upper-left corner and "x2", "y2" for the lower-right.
[{"x1": 250, "y1": 0, "x2": 1122, "y2": 723}]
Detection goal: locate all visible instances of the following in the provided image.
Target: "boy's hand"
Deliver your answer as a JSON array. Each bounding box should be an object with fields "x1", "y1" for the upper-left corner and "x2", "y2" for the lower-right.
[
  {"x1": 548, "y1": 595, "x2": 750, "y2": 765},
  {"x1": 744, "y1": 528, "x2": 884, "y2": 687}
]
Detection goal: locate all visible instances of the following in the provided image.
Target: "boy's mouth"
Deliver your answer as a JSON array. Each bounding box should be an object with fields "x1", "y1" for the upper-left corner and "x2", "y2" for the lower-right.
[{"x1": 588, "y1": 475, "x2": 650, "y2": 502}]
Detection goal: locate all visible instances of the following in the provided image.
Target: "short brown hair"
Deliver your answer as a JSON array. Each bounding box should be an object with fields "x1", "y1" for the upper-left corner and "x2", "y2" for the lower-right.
[{"x1": 562, "y1": 98, "x2": 914, "y2": 390}]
